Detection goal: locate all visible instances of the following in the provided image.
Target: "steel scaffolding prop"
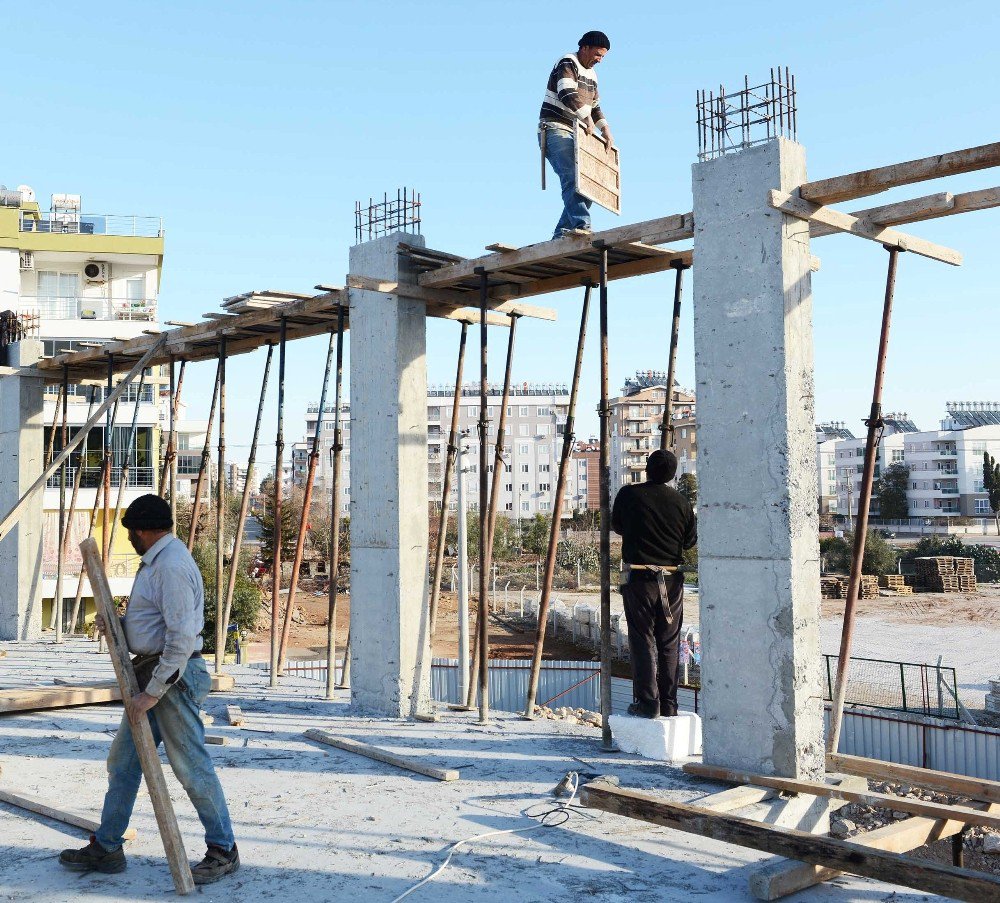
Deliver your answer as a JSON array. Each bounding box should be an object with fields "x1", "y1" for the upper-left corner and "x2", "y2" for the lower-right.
[
  {"x1": 278, "y1": 327, "x2": 338, "y2": 674},
  {"x1": 63, "y1": 386, "x2": 98, "y2": 633},
  {"x1": 522, "y1": 282, "x2": 592, "y2": 717},
  {"x1": 827, "y1": 246, "x2": 902, "y2": 755},
  {"x1": 214, "y1": 338, "x2": 227, "y2": 671},
  {"x1": 101, "y1": 354, "x2": 114, "y2": 564},
  {"x1": 269, "y1": 317, "x2": 287, "y2": 688},
  {"x1": 659, "y1": 262, "x2": 689, "y2": 451},
  {"x1": 158, "y1": 358, "x2": 186, "y2": 503},
  {"x1": 596, "y1": 241, "x2": 613, "y2": 750},
  {"x1": 52, "y1": 366, "x2": 70, "y2": 639},
  {"x1": 476, "y1": 267, "x2": 491, "y2": 723},
  {"x1": 325, "y1": 304, "x2": 346, "y2": 700},
  {"x1": 218, "y1": 343, "x2": 273, "y2": 674},
  {"x1": 105, "y1": 368, "x2": 149, "y2": 566},
  {"x1": 186, "y1": 357, "x2": 222, "y2": 552}
]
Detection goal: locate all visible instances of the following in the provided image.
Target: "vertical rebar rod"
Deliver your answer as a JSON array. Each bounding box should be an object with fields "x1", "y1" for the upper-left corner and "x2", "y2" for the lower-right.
[
  {"x1": 597, "y1": 242, "x2": 613, "y2": 750},
  {"x1": 325, "y1": 305, "x2": 346, "y2": 700},
  {"x1": 428, "y1": 323, "x2": 469, "y2": 640},
  {"x1": 278, "y1": 329, "x2": 337, "y2": 673},
  {"x1": 220, "y1": 343, "x2": 273, "y2": 674},
  {"x1": 187, "y1": 358, "x2": 222, "y2": 551},
  {"x1": 106, "y1": 368, "x2": 149, "y2": 560},
  {"x1": 476, "y1": 268, "x2": 490, "y2": 723},
  {"x1": 102, "y1": 354, "x2": 114, "y2": 563},
  {"x1": 270, "y1": 317, "x2": 287, "y2": 688},
  {"x1": 65, "y1": 386, "x2": 97, "y2": 633},
  {"x1": 54, "y1": 365, "x2": 69, "y2": 640},
  {"x1": 214, "y1": 338, "x2": 227, "y2": 673},
  {"x1": 523, "y1": 283, "x2": 592, "y2": 717},
  {"x1": 660, "y1": 262, "x2": 688, "y2": 451},
  {"x1": 828, "y1": 247, "x2": 902, "y2": 754}
]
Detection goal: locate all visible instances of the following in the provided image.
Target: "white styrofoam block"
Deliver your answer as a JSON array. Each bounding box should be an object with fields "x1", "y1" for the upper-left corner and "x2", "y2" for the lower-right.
[{"x1": 610, "y1": 712, "x2": 703, "y2": 762}]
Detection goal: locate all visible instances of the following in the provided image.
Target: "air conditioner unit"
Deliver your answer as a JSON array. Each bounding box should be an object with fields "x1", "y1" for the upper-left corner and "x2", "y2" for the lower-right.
[
  {"x1": 84, "y1": 261, "x2": 109, "y2": 283},
  {"x1": 19, "y1": 251, "x2": 33, "y2": 270}
]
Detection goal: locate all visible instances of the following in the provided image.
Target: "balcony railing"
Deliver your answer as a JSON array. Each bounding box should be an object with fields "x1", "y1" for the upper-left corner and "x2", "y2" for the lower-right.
[
  {"x1": 45, "y1": 466, "x2": 155, "y2": 490},
  {"x1": 17, "y1": 296, "x2": 157, "y2": 322},
  {"x1": 20, "y1": 212, "x2": 163, "y2": 238}
]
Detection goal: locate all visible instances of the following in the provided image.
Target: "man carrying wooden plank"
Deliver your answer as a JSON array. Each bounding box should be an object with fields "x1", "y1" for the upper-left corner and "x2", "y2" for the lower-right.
[
  {"x1": 539, "y1": 30, "x2": 614, "y2": 238},
  {"x1": 611, "y1": 450, "x2": 697, "y2": 718},
  {"x1": 58, "y1": 495, "x2": 239, "y2": 885}
]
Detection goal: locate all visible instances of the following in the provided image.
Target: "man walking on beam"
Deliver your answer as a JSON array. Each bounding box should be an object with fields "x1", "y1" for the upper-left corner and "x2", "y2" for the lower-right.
[
  {"x1": 612, "y1": 450, "x2": 696, "y2": 718},
  {"x1": 539, "y1": 30, "x2": 614, "y2": 239},
  {"x1": 58, "y1": 494, "x2": 240, "y2": 885}
]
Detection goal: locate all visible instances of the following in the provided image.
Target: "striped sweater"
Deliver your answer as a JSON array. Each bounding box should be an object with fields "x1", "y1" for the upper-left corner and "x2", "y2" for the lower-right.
[{"x1": 539, "y1": 53, "x2": 608, "y2": 133}]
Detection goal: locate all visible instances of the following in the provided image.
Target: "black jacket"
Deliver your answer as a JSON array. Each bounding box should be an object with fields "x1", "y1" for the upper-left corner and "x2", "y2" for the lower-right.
[{"x1": 611, "y1": 481, "x2": 697, "y2": 566}]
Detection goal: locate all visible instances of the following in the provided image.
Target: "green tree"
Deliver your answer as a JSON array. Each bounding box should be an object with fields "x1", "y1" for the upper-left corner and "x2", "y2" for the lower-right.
[
  {"x1": 259, "y1": 486, "x2": 305, "y2": 561},
  {"x1": 677, "y1": 472, "x2": 698, "y2": 506},
  {"x1": 984, "y1": 451, "x2": 1000, "y2": 536},
  {"x1": 191, "y1": 543, "x2": 263, "y2": 654},
  {"x1": 819, "y1": 530, "x2": 898, "y2": 577},
  {"x1": 522, "y1": 513, "x2": 551, "y2": 556},
  {"x1": 876, "y1": 462, "x2": 910, "y2": 520}
]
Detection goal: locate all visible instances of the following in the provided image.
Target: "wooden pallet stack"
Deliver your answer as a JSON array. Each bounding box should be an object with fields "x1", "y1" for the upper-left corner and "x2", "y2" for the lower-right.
[
  {"x1": 912, "y1": 556, "x2": 976, "y2": 592},
  {"x1": 820, "y1": 576, "x2": 846, "y2": 600},
  {"x1": 878, "y1": 574, "x2": 914, "y2": 595},
  {"x1": 860, "y1": 575, "x2": 880, "y2": 599}
]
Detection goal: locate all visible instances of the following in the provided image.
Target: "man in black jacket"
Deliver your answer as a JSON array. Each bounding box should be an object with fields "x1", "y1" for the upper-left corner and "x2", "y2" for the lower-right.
[{"x1": 611, "y1": 449, "x2": 697, "y2": 718}]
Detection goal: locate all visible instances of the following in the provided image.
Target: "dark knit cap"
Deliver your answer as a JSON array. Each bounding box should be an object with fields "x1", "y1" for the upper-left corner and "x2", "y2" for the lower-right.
[
  {"x1": 121, "y1": 494, "x2": 173, "y2": 531},
  {"x1": 646, "y1": 449, "x2": 678, "y2": 484},
  {"x1": 579, "y1": 30, "x2": 611, "y2": 49}
]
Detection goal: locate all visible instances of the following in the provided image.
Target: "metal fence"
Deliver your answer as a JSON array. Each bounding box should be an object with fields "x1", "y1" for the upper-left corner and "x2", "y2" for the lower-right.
[
  {"x1": 19, "y1": 212, "x2": 163, "y2": 237},
  {"x1": 822, "y1": 654, "x2": 960, "y2": 720}
]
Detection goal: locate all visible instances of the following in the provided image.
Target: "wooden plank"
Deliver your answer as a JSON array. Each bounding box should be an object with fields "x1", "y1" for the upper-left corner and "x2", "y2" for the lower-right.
[
  {"x1": 683, "y1": 762, "x2": 1000, "y2": 831},
  {"x1": 225, "y1": 705, "x2": 245, "y2": 727},
  {"x1": 697, "y1": 784, "x2": 778, "y2": 813},
  {"x1": 485, "y1": 242, "x2": 518, "y2": 252},
  {"x1": 303, "y1": 729, "x2": 459, "y2": 782},
  {"x1": 418, "y1": 213, "x2": 693, "y2": 288},
  {"x1": 828, "y1": 753, "x2": 1000, "y2": 805},
  {"x1": 580, "y1": 780, "x2": 1000, "y2": 903},
  {"x1": 204, "y1": 735, "x2": 226, "y2": 746},
  {"x1": 80, "y1": 537, "x2": 195, "y2": 896},
  {"x1": 800, "y1": 141, "x2": 1000, "y2": 205},
  {"x1": 749, "y1": 801, "x2": 1000, "y2": 901},
  {"x1": 810, "y1": 192, "x2": 955, "y2": 238},
  {"x1": 0, "y1": 786, "x2": 137, "y2": 841},
  {"x1": 770, "y1": 190, "x2": 963, "y2": 266}
]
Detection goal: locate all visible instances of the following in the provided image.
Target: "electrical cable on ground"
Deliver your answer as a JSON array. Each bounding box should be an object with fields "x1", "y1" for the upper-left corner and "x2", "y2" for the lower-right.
[{"x1": 389, "y1": 772, "x2": 591, "y2": 903}]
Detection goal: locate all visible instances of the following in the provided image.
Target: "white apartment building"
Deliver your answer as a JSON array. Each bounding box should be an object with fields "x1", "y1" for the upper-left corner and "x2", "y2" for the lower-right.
[
  {"x1": 833, "y1": 414, "x2": 916, "y2": 520},
  {"x1": 295, "y1": 384, "x2": 590, "y2": 520},
  {"x1": 1, "y1": 184, "x2": 166, "y2": 622},
  {"x1": 816, "y1": 422, "x2": 854, "y2": 514}
]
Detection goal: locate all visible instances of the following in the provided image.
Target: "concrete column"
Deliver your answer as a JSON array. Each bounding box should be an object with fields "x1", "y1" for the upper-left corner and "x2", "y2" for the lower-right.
[
  {"x1": 0, "y1": 339, "x2": 45, "y2": 640},
  {"x1": 347, "y1": 233, "x2": 430, "y2": 716},
  {"x1": 692, "y1": 138, "x2": 824, "y2": 779}
]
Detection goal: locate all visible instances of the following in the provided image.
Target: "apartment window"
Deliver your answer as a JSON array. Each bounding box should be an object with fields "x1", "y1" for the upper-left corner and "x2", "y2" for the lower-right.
[
  {"x1": 537, "y1": 407, "x2": 550, "y2": 416},
  {"x1": 681, "y1": 428, "x2": 687, "y2": 439},
  {"x1": 539, "y1": 483, "x2": 550, "y2": 492},
  {"x1": 519, "y1": 406, "x2": 530, "y2": 416},
  {"x1": 504, "y1": 464, "x2": 512, "y2": 473},
  {"x1": 505, "y1": 502, "x2": 513, "y2": 511},
  {"x1": 518, "y1": 424, "x2": 529, "y2": 436},
  {"x1": 519, "y1": 444, "x2": 529, "y2": 455},
  {"x1": 521, "y1": 464, "x2": 529, "y2": 473},
  {"x1": 540, "y1": 464, "x2": 550, "y2": 473},
  {"x1": 487, "y1": 406, "x2": 495, "y2": 417},
  {"x1": 540, "y1": 501, "x2": 551, "y2": 511},
  {"x1": 521, "y1": 501, "x2": 530, "y2": 512},
  {"x1": 125, "y1": 275, "x2": 145, "y2": 301},
  {"x1": 38, "y1": 270, "x2": 80, "y2": 299},
  {"x1": 428, "y1": 406, "x2": 441, "y2": 420},
  {"x1": 891, "y1": 449, "x2": 904, "y2": 463},
  {"x1": 521, "y1": 482, "x2": 530, "y2": 492},
  {"x1": 923, "y1": 501, "x2": 930, "y2": 508},
  {"x1": 538, "y1": 424, "x2": 551, "y2": 436},
  {"x1": 976, "y1": 499, "x2": 992, "y2": 514},
  {"x1": 505, "y1": 483, "x2": 513, "y2": 492}
]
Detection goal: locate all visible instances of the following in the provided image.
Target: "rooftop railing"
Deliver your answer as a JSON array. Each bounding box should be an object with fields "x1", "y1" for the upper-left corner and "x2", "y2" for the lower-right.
[{"x1": 19, "y1": 212, "x2": 163, "y2": 238}]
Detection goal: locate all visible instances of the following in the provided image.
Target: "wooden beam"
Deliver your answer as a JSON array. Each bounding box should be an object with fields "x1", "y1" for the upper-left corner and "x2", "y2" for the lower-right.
[
  {"x1": 799, "y1": 141, "x2": 1000, "y2": 205},
  {"x1": 580, "y1": 780, "x2": 1000, "y2": 903},
  {"x1": 749, "y1": 801, "x2": 999, "y2": 901},
  {"x1": 828, "y1": 753, "x2": 1000, "y2": 806},
  {"x1": 770, "y1": 190, "x2": 963, "y2": 266},
  {"x1": 225, "y1": 705, "x2": 245, "y2": 727},
  {"x1": 81, "y1": 538, "x2": 194, "y2": 895},
  {"x1": 696, "y1": 784, "x2": 778, "y2": 813},
  {"x1": 683, "y1": 762, "x2": 1000, "y2": 831},
  {"x1": 0, "y1": 786, "x2": 137, "y2": 842},
  {"x1": 485, "y1": 242, "x2": 518, "y2": 252},
  {"x1": 418, "y1": 212, "x2": 693, "y2": 287},
  {"x1": 304, "y1": 729, "x2": 460, "y2": 782},
  {"x1": 810, "y1": 192, "x2": 955, "y2": 238}
]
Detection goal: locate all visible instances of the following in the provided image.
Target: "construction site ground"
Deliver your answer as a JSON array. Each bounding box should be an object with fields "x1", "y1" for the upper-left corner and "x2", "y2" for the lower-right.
[
  {"x1": 0, "y1": 639, "x2": 951, "y2": 902},
  {"x1": 267, "y1": 581, "x2": 1000, "y2": 709}
]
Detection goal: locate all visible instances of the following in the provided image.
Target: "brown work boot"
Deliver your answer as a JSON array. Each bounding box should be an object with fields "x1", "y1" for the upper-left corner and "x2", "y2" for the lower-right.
[
  {"x1": 191, "y1": 843, "x2": 240, "y2": 885},
  {"x1": 59, "y1": 835, "x2": 126, "y2": 874}
]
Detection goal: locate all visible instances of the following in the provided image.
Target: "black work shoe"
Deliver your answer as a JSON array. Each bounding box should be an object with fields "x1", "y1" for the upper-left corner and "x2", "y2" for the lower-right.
[
  {"x1": 627, "y1": 703, "x2": 658, "y2": 719},
  {"x1": 192, "y1": 843, "x2": 240, "y2": 885},
  {"x1": 59, "y1": 835, "x2": 126, "y2": 874}
]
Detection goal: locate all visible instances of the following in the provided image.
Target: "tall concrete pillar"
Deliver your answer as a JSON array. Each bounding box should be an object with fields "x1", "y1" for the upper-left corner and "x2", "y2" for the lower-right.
[
  {"x1": 347, "y1": 233, "x2": 430, "y2": 716},
  {"x1": 692, "y1": 138, "x2": 824, "y2": 779},
  {"x1": 0, "y1": 339, "x2": 45, "y2": 641}
]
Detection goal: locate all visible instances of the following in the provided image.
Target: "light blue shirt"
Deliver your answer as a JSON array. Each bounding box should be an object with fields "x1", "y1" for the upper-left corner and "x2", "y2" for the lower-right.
[{"x1": 123, "y1": 533, "x2": 205, "y2": 698}]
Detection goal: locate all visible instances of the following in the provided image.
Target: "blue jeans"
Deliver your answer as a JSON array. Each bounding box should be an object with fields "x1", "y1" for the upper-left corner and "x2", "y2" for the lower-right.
[
  {"x1": 540, "y1": 128, "x2": 592, "y2": 238},
  {"x1": 97, "y1": 656, "x2": 235, "y2": 852}
]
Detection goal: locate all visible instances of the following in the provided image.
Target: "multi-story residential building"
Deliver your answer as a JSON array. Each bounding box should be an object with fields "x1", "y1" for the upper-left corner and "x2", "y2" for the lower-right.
[
  {"x1": 1, "y1": 184, "x2": 165, "y2": 622},
  {"x1": 571, "y1": 440, "x2": 600, "y2": 511},
  {"x1": 609, "y1": 370, "x2": 695, "y2": 499},
  {"x1": 294, "y1": 383, "x2": 590, "y2": 521},
  {"x1": 834, "y1": 413, "x2": 916, "y2": 521},
  {"x1": 816, "y1": 422, "x2": 854, "y2": 514}
]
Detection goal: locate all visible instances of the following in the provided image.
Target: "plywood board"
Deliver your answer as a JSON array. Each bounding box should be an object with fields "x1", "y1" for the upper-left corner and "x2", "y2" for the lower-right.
[{"x1": 575, "y1": 123, "x2": 620, "y2": 215}]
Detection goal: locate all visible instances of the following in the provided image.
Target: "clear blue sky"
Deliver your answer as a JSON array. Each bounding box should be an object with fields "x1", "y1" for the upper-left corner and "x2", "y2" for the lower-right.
[{"x1": 7, "y1": 1, "x2": 999, "y2": 463}]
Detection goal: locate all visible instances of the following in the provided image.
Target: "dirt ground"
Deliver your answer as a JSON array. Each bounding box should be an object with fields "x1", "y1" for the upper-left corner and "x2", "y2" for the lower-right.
[{"x1": 820, "y1": 582, "x2": 1000, "y2": 627}]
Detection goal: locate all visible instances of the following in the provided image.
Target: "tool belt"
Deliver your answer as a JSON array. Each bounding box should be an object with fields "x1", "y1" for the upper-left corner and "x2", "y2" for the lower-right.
[
  {"x1": 131, "y1": 651, "x2": 200, "y2": 695},
  {"x1": 621, "y1": 563, "x2": 682, "y2": 625}
]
